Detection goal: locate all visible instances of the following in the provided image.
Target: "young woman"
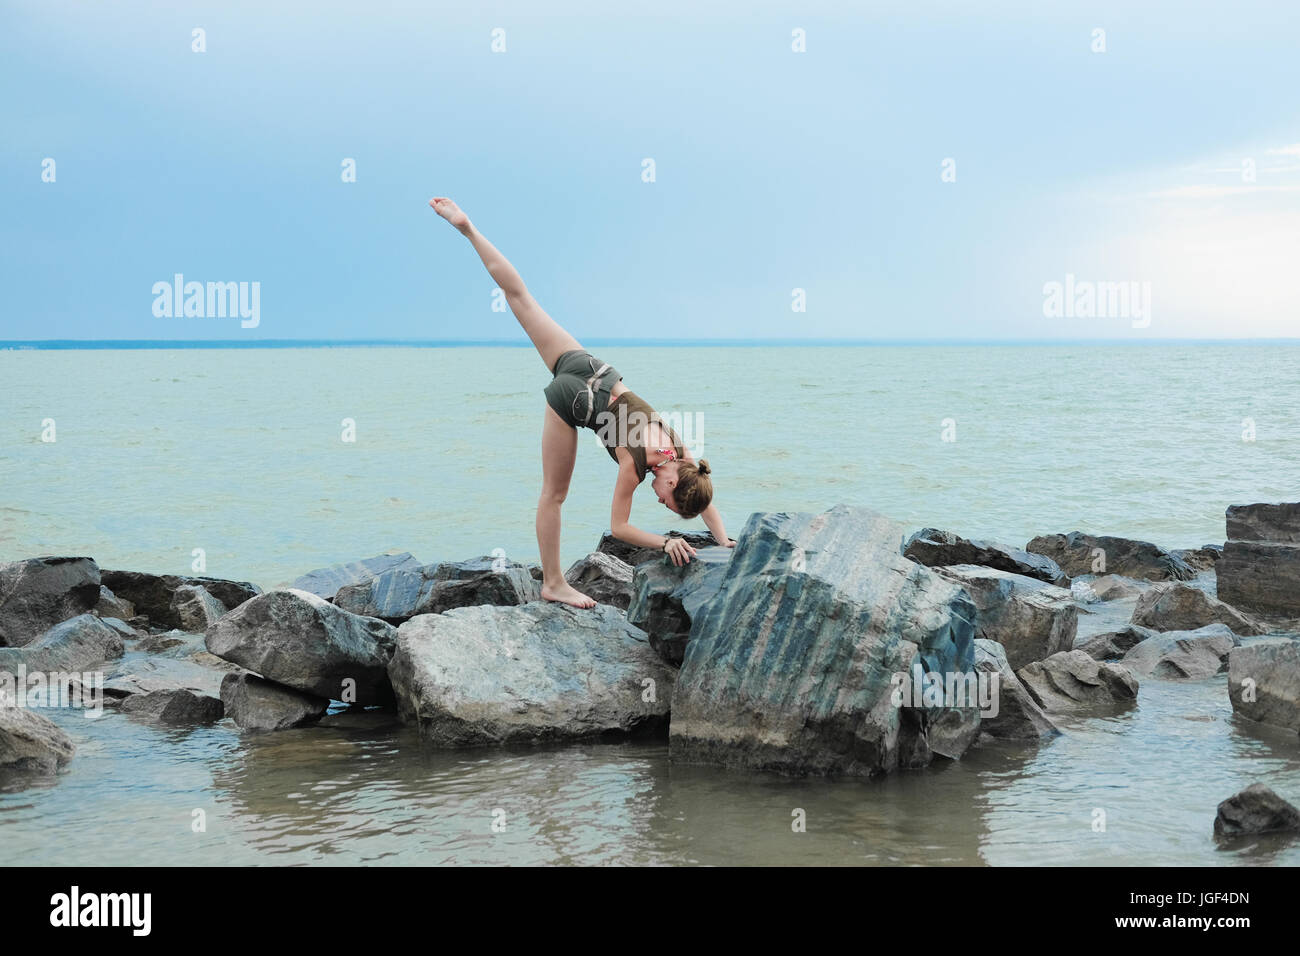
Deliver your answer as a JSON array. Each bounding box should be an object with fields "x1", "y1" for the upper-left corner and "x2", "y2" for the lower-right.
[{"x1": 430, "y1": 197, "x2": 735, "y2": 608}]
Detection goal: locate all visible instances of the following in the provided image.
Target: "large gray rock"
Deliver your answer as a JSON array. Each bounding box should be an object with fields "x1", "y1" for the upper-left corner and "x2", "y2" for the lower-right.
[
  {"x1": 389, "y1": 603, "x2": 673, "y2": 746},
  {"x1": 0, "y1": 704, "x2": 76, "y2": 772},
  {"x1": 1217, "y1": 541, "x2": 1300, "y2": 616},
  {"x1": 1171, "y1": 546, "x2": 1222, "y2": 573},
  {"x1": 596, "y1": 530, "x2": 718, "y2": 567},
  {"x1": 1083, "y1": 575, "x2": 1151, "y2": 602},
  {"x1": 932, "y1": 565, "x2": 1076, "y2": 671},
  {"x1": 1130, "y1": 583, "x2": 1265, "y2": 635},
  {"x1": 0, "y1": 613, "x2": 125, "y2": 675},
  {"x1": 1214, "y1": 784, "x2": 1300, "y2": 839},
  {"x1": 563, "y1": 552, "x2": 635, "y2": 610},
  {"x1": 1119, "y1": 624, "x2": 1239, "y2": 680},
  {"x1": 102, "y1": 657, "x2": 235, "y2": 701},
  {"x1": 669, "y1": 505, "x2": 980, "y2": 777},
  {"x1": 100, "y1": 570, "x2": 261, "y2": 629},
  {"x1": 626, "y1": 547, "x2": 731, "y2": 665},
  {"x1": 1228, "y1": 639, "x2": 1300, "y2": 731},
  {"x1": 120, "y1": 688, "x2": 224, "y2": 725},
  {"x1": 1226, "y1": 503, "x2": 1300, "y2": 544},
  {"x1": 973, "y1": 639, "x2": 1060, "y2": 740},
  {"x1": 290, "y1": 552, "x2": 423, "y2": 601},
  {"x1": 0, "y1": 556, "x2": 101, "y2": 647},
  {"x1": 220, "y1": 672, "x2": 329, "y2": 732},
  {"x1": 205, "y1": 588, "x2": 397, "y2": 705},
  {"x1": 1025, "y1": 533, "x2": 1195, "y2": 581},
  {"x1": 905, "y1": 528, "x2": 1070, "y2": 586},
  {"x1": 93, "y1": 586, "x2": 135, "y2": 620},
  {"x1": 171, "y1": 584, "x2": 228, "y2": 631},
  {"x1": 334, "y1": 557, "x2": 539, "y2": 623},
  {"x1": 1016, "y1": 650, "x2": 1139, "y2": 713},
  {"x1": 1077, "y1": 625, "x2": 1151, "y2": 661}
]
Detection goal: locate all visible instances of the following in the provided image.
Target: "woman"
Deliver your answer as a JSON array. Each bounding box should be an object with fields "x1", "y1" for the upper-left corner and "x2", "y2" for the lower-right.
[{"x1": 430, "y1": 197, "x2": 735, "y2": 608}]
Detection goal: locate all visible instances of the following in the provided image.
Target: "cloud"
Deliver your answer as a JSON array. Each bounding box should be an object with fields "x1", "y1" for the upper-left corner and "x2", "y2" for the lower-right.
[{"x1": 1144, "y1": 184, "x2": 1300, "y2": 199}]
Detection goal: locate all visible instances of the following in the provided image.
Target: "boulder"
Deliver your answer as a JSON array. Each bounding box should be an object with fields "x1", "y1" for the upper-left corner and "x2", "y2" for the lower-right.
[
  {"x1": 0, "y1": 704, "x2": 76, "y2": 772},
  {"x1": 563, "y1": 552, "x2": 635, "y2": 610},
  {"x1": 0, "y1": 556, "x2": 101, "y2": 647},
  {"x1": 205, "y1": 589, "x2": 397, "y2": 705},
  {"x1": 99, "y1": 617, "x2": 141, "y2": 642},
  {"x1": 1214, "y1": 784, "x2": 1300, "y2": 839},
  {"x1": 389, "y1": 602, "x2": 673, "y2": 746},
  {"x1": 1226, "y1": 503, "x2": 1300, "y2": 544},
  {"x1": 99, "y1": 570, "x2": 261, "y2": 629},
  {"x1": 905, "y1": 528, "x2": 1070, "y2": 586},
  {"x1": 93, "y1": 586, "x2": 135, "y2": 620},
  {"x1": 0, "y1": 613, "x2": 125, "y2": 675},
  {"x1": 1016, "y1": 650, "x2": 1139, "y2": 713},
  {"x1": 1171, "y1": 546, "x2": 1222, "y2": 573},
  {"x1": 625, "y1": 547, "x2": 731, "y2": 665},
  {"x1": 1024, "y1": 533, "x2": 1195, "y2": 581},
  {"x1": 334, "y1": 557, "x2": 539, "y2": 623},
  {"x1": 596, "y1": 530, "x2": 717, "y2": 567},
  {"x1": 973, "y1": 639, "x2": 1060, "y2": 740},
  {"x1": 932, "y1": 565, "x2": 1077, "y2": 671},
  {"x1": 171, "y1": 584, "x2": 228, "y2": 631},
  {"x1": 1130, "y1": 583, "x2": 1266, "y2": 635},
  {"x1": 102, "y1": 657, "x2": 234, "y2": 701},
  {"x1": 669, "y1": 505, "x2": 980, "y2": 777},
  {"x1": 1085, "y1": 575, "x2": 1150, "y2": 602},
  {"x1": 1119, "y1": 624, "x2": 1238, "y2": 680},
  {"x1": 1077, "y1": 626, "x2": 1150, "y2": 661},
  {"x1": 1227, "y1": 639, "x2": 1300, "y2": 731},
  {"x1": 1217, "y1": 541, "x2": 1300, "y2": 616},
  {"x1": 289, "y1": 551, "x2": 423, "y2": 601},
  {"x1": 120, "y1": 688, "x2": 224, "y2": 725},
  {"x1": 219, "y1": 672, "x2": 329, "y2": 732}
]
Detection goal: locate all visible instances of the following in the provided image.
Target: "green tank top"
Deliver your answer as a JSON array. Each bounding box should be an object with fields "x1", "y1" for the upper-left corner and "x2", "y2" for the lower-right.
[{"x1": 597, "y1": 391, "x2": 686, "y2": 482}]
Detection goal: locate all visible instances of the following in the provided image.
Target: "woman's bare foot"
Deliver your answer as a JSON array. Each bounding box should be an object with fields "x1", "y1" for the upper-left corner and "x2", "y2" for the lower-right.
[
  {"x1": 541, "y1": 581, "x2": 597, "y2": 609},
  {"x1": 429, "y1": 196, "x2": 470, "y2": 231}
]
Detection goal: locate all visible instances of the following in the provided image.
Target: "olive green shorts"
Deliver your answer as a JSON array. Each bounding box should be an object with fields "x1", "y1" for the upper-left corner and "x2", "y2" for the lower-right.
[{"x1": 544, "y1": 349, "x2": 622, "y2": 430}]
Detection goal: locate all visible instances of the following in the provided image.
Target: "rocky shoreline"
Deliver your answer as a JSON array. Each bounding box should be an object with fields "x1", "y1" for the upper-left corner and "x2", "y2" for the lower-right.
[{"x1": 3, "y1": 502, "x2": 1299, "y2": 839}]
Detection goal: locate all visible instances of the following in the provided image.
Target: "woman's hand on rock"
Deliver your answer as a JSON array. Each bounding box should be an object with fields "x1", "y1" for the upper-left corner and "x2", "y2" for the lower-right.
[{"x1": 665, "y1": 538, "x2": 696, "y2": 566}]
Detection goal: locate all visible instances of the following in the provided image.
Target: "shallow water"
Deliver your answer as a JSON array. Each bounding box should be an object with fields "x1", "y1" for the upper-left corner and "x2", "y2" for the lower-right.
[{"x1": 2, "y1": 344, "x2": 1299, "y2": 865}]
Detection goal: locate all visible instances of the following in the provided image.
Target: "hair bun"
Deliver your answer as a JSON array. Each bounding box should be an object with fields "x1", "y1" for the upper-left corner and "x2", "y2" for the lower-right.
[{"x1": 697, "y1": 459, "x2": 711, "y2": 476}]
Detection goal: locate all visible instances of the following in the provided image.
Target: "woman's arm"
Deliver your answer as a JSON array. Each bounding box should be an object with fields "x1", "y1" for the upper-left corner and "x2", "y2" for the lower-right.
[{"x1": 610, "y1": 454, "x2": 697, "y2": 565}]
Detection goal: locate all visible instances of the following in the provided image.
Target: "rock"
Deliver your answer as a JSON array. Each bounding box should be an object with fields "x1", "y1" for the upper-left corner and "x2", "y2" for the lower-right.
[
  {"x1": 0, "y1": 556, "x2": 101, "y2": 647},
  {"x1": 170, "y1": 584, "x2": 228, "y2": 631},
  {"x1": 1226, "y1": 503, "x2": 1300, "y2": 544},
  {"x1": 290, "y1": 551, "x2": 423, "y2": 601},
  {"x1": 334, "y1": 557, "x2": 539, "y2": 623},
  {"x1": 0, "y1": 704, "x2": 76, "y2": 772},
  {"x1": 389, "y1": 602, "x2": 673, "y2": 746},
  {"x1": 596, "y1": 530, "x2": 718, "y2": 567},
  {"x1": 1217, "y1": 541, "x2": 1300, "y2": 616},
  {"x1": 1085, "y1": 575, "x2": 1150, "y2": 602},
  {"x1": 136, "y1": 634, "x2": 185, "y2": 653},
  {"x1": 0, "y1": 613, "x2": 125, "y2": 676},
  {"x1": 1119, "y1": 624, "x2": 1238, "y2": 680},
  {"x1": 99, "y1": 570, "x2": 261, "y2": 629},
  {"x1": 1172, "y1": 546, "x2": 1222, "y2": 573},
  {"x1": 219, "y1": 672, "x2": 329, "y2": 732},
  {"x1": 93, "y1": 586, "x2": 135, "y2": 620},
  {"x1": 1214, "y1": 784, "x2": 1300, "y2": 839},
  {"x1": 1016, "y1": 650, "x2": 1139, "y2": 713},
  {"x1": 1024, "y1": 533, "x2": 1195, "y2": 581},
  {"x1": 205, "y1": 588, "x2": 397, "y2": 705},
  {"x1": 1130, "y1": 583, "x2": 1266, "y2": 635},
  {"x1": 1228, "y1": 639, "x2": 1300, "y2": 731},
  {"x1": 669, "y1": 505, "x2": 980, "y2": 777},
  {"x1": 625, "y1": 547, "x2": 731, "y2": 665},
  {"x1": 102, "y1": 657, "x2": 234, "y2": 701},
  {"x1": 973, "y1": 639, "x2": 1061, "y2": 740},
  {"x1": 98, "y1": 617, "x2": 141, "y2": 642},
  {"x1": 1077, "y1": 626, "x2": 1151, "y2": 661},
  {"x1": 904, "y1": 528, "x2": 1070, "y2": 586},
  {"x1": 932, "y1": 565, "x2": 1077, "y2": 670},
  {"x1": 563, "y1": 552, "x2": 635, "y2": 610},
  {"x1": 120, "y1": 688, "x2": 224, "y2": 725}
]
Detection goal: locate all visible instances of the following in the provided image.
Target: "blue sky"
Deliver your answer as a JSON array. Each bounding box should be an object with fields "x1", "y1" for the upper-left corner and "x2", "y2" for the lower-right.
[{"x1": 3, "y1": 0, "x2": 1298, "y2": 341}]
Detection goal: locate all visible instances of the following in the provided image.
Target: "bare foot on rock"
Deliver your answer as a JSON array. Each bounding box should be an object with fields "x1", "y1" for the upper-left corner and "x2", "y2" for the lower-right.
[{"x1": 541, "y1": 581, "x2": 597, "y2": 609}]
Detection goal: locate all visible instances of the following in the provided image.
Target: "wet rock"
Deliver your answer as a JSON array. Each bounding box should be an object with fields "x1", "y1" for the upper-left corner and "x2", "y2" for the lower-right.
[
  {"x1": 1024, "y1": 533, "x2": 1195, "y2": 581},
  {"x1": 1214, "y1": 783, "x2": 1300, "y2": 839},
  {"x1": 1016, "y1": 650, "x2": 1139, "y2": 713},
  {"x1": 206, "y1": 588, "x2": 396, "y2": 704},
  {"x1": 389, "y1": 602, "x2": 673, "y2": 746},
  {"x1": 1130, "y1": 583, "x2": 1266, "y2": 635},
  {"x1": 1083, "y1": 575, "x2": 1151, "y2": 602},
  {"x1": 0, "y1": 613, "x2": 125, "y2": 674},
  {"x1": 973, "y1": 639, "x2": 1060, "y2": 740},
  {"x1": 334, "y1": 557, "x2": 539, "y2": 623},
  {"x1": 100, "y1": 570, "x2": 261, "y2": 629},
  {"x1": 1077, "y1": 625, "x2": 1151, "y2": 661},
  {"x1": 0, "y1": 704, "x2": 76, "y2": 772},
  {"x1": 1226, "y1": 503, "x2": 1300, "y2": 544},
  {"x1": 219, "y1": 672, "x2": 329, "y2": 732},
  {"x1": 905, "y1": 528, "x2": 1070, "y2": 586},
  {"x1": 102, "y1": 657, "x2": 234, "y2": 701},
  {"x1": 120, "y1": 688, "x2": 224, "y2": 725},
  {"x1": 1217, "y1": 541, "x2": 1300, "y2": 617},
  {"x1": 171, "y1": 584, "x2": 228, "y2": 631},
  {"x1": 1172, "y1": 546, "x2": 1222, "y2": 573},
  {"x1": 290, "y1": 551, "x2": 423, "y2": 601},
  {"x1": 1227, "y1": 638, "x2": 1300, "y2": 731},
  {"x1": 626, "y1": 547, "x2": 731, "y2": 665},
  {"x1": 0, "y1": 556, "x2": 101, "y2": 647},
  {"x1": 93, "y1": 585, "x2": 135, "y2": 620},
  {"x1": 1120, "y1": 624, "x2": 1238, "y2": 680},
  {"x1": 596, "y1": 530, "x2": 718, "y2": 567},
  {"x1": 669, "y1": 505, "x2": 979, "y2": 777},
  {"x1": 563, "y1": 552, "x2": 635, "y2": 610},
  {"x1": 932, "y1": 565, "x2": 1076, "y2": 670}
]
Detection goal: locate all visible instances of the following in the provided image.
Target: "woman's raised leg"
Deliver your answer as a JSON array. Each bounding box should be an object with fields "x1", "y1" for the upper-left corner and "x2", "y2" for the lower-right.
[{"x1": 537, "y1": 404, "x2": 596, "y2": 608}]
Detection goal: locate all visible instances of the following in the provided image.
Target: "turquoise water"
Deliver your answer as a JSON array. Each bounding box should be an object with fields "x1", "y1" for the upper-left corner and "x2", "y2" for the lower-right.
[{"x1": 2, "y1": 344, "x2": 1299, "y2": 866}]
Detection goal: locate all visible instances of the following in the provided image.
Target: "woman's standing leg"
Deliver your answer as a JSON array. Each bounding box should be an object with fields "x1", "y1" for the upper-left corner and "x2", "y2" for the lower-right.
[{"x1": 537, "y1": 404, "x2": 596, "y2": 608}]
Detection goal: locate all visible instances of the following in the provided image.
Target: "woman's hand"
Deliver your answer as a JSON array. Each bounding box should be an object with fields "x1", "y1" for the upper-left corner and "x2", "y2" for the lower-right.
[
  {"x1": 664, "y1": 537, "x2": 697, "y2": 566},
  {"x1": 429, "y1": 197, "x2": 471, "y2": 232}
]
